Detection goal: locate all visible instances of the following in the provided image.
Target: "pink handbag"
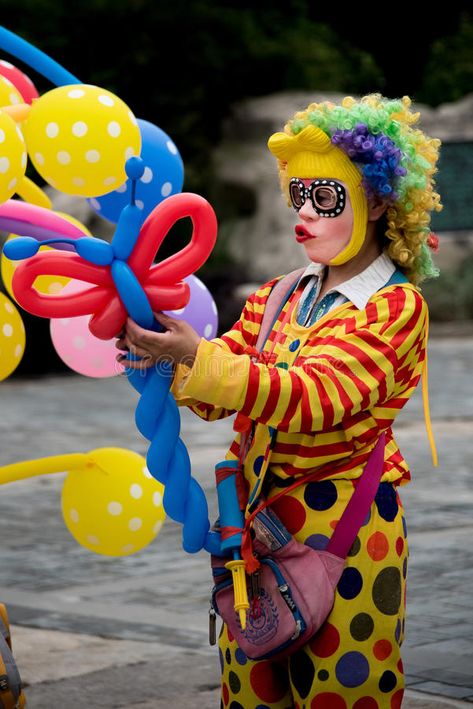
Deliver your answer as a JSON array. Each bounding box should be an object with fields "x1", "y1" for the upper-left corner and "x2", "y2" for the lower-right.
[{"x1": 210, "y1": 433, "x2": 386, "y2": 661}]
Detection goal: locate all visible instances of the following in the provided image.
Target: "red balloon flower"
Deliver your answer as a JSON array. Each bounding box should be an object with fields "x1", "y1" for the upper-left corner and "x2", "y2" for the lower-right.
[{"x1": 11, "y1": 193, "x2": 218, "y2": 340}]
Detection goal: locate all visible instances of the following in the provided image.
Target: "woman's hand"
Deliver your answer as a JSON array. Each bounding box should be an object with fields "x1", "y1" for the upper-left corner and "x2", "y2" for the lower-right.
[{"x1": 115, "y1": 312, "x2": 201, "y2": 370}]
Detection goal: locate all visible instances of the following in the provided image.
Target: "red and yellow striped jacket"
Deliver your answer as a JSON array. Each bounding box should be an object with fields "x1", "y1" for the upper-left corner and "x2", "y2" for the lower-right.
[{"x1": 172, "y1": 276, "x2": 428, "y2": 501}]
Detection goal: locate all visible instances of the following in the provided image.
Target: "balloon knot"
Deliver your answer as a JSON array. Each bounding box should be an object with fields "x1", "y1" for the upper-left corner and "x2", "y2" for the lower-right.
[{"x1": 125, "y1": 156, "x2": 145, "y2": 181}]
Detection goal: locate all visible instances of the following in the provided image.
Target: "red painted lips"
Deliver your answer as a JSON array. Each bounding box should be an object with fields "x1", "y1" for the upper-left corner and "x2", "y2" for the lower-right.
[{"x1": 295, "y1": 224, "x2": 316, "y2": 243}]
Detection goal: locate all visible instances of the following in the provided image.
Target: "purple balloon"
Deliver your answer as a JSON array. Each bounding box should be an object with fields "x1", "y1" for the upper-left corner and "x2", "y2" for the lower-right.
[
  {"x1": 164, "y1": 275, "x2": 218, "y2": 339},
  {"x1": 0, "y1": 219, "x2": 75, "y2": 250},
  {"x1": 0, "y1": 199, "x2": 86, "y2": 251}
]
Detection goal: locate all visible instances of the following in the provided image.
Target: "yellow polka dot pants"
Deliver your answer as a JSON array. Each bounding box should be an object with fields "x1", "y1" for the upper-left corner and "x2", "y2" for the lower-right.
[{"x1": 218, "y1": 480, "x2": 407, "y2": 709}]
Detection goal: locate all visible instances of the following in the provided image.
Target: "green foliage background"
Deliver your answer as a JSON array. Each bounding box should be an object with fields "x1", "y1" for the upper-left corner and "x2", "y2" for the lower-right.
[
  {"x1": 3, "y1": 1, "x2": 471, "y2": 197},
  {"x1": 0, "y1": 3, "x2": 472, "y2": 372}
]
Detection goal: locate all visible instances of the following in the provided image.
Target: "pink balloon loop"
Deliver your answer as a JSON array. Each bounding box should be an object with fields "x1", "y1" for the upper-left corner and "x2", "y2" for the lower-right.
[
  {"x1": 0, "y1": 60, "x2": 39, "y2": 103},
  {"x1": 0, "y1": 200, "x2": 87, "y2": 247},
  {"x1": 11, "y1": 193, "x2": 218, "y2": 340}
]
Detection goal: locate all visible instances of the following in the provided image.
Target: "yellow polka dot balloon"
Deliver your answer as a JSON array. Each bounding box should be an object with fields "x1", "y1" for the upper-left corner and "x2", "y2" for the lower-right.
[
  {"x1": 23, "y1": 84, "x2": 141, "y2": 197},
  {"x1": 0, "y1": 74, "x2": 23, "y2": 107},
  {"x1": 0, "y1": 108, "x2": 27, "y2": 203},
  {"x1": 61, "y1": 447, "x2": 166, "y2": 556},
  {"x1": 0, "y1": 292, "x2": 25, "y2": 381}
]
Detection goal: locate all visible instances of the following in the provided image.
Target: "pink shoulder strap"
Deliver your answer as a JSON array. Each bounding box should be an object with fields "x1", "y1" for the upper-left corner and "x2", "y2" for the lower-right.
[
  {"x1": 247, "y1": 266, "x2": 385, "y2": 562},
  {"x1": 255, "y1": 268, "x2": 306, "y2": 351},
  {"x1": 326, "y1": 432, "x2": 386, "y2": 558}
]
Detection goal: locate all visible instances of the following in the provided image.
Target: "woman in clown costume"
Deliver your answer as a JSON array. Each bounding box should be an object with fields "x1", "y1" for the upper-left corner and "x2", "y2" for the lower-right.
[{"x1": 117, "y1": 94, "x2": 441, "y2": 708}]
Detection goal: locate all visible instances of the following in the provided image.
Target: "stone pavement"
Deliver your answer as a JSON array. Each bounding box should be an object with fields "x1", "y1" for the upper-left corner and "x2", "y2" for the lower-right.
[{"x1": 0, "y1": 333, "x2": 472, "y2": 707}]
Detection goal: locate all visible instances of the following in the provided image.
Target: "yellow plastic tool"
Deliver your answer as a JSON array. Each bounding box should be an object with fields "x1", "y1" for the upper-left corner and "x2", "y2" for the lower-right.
[{"x1": 225, "y1": 557, "x2": 249, "y2": 629}]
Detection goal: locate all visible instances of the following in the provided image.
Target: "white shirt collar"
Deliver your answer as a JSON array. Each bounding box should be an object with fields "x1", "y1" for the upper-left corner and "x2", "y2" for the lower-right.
[{"x1": 298, "y1": 252, "x2": 397, "y2": 310}]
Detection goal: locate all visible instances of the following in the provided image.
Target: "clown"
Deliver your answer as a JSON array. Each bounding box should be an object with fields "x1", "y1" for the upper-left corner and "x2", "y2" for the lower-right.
[{"x1": 117, "y1": 94, "x2": 441, "y2": 706}]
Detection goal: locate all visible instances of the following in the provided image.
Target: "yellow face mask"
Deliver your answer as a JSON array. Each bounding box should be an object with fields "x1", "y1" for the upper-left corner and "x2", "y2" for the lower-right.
[{"x1": 267, "y1": 124, "x2": 368, "y2": 265}]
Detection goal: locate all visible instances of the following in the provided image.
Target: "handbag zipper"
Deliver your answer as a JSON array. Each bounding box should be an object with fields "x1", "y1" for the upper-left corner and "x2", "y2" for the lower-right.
[
  {"x1": 255, "y1": 509, "x2": 291, "y2": 548},
  {"x1": 209, "y1": 604, "x2": 217, "y2": 646},
  {"x1": 210, "y1": 576, "x2": 233, "y2": 617},
  {"x1": 209, "y1": 576, "x2": 233, "y2": 646},
  {"x1": 261, "y1": 558, "x2": 307, "y2": 640}
]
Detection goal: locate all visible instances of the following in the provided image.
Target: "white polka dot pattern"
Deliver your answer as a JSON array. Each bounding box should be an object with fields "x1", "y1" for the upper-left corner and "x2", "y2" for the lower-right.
[
  {"x1": 0, "y1": 292, "x2": 25, "y2": 381},
  {"x1": 0, "y1": 110, "x2": 27, "y2": 202},
  {"x1": 0, "y1": 75, "x2": 22, "y2": 107},
  {"x1": 23, "y1": 84, "x2": 141, "y2": 197},
  {"x1": 61, "y1": 448, "x2": 166, "y2": 557}
]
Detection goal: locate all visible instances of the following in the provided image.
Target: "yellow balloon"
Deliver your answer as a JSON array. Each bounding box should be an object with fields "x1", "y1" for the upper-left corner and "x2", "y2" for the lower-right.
[
  {"x1": 0, "y1": 292, "x2": 25, "y2": 381},
  {"x1": 1, "y1": 216, "x2": 91, "y2": 300},
  {"x1": 61, "y1": 447, "x2": 166, "y2": 556},
  {"x1": 23, "y1": 84, "x2": 141, "y2": 197},
  {"x1": 16, "y1": 175, "x2": 52, "y2": 208},
  {"x1": 0, "y1": 75, "x2": 23, "y2": 107},
  {"x1": 0, "y1": 109, "x2": 27, "y2": 203}
]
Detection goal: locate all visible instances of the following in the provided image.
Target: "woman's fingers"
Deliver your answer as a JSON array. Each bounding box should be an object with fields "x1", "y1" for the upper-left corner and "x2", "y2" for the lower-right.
[
  {"x1": 117, "y1": 315, "x2": 196, "y2": 366},
  {"x1": 115, "y1": 337, "x2": 128, "y2": 351},
  {"x1": 125, "y1": 317, "x2": 165, "y2": 345},
  {"x1": 116, "y1": 353, "x2": 154, "y2": 370},
  {"x1": 117, "y1": 344, "x2": 149, "y2": 359},
  {"x1": 154, "y1": 311, "x2": 178, "y2": 329}
]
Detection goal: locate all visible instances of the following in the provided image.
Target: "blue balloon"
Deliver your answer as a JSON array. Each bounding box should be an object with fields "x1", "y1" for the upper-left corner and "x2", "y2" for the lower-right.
[
  {"x1": 88, "y1": 119, "x2": 184, "y2": 224},
  {"x1": 110, "y1": 204, "x2": 145, "y2": 261},
  {"x1": 3, "y1": 236, "x2": 39, "y2": 260},
  {"x1": 75, "y1": 237, "x2": 113, "y2": 266},
  {"x1": 128, "y1": 361, "x2": 211, "y2": 554},
  {"x1": 0, "y1": 26, "x2": 80, "y2": 86}
]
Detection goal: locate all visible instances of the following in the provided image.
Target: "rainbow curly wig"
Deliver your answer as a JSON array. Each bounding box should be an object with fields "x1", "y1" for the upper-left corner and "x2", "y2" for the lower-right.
[{"x1": 277, "y1": 94, "x2": 442, "y2": 285}]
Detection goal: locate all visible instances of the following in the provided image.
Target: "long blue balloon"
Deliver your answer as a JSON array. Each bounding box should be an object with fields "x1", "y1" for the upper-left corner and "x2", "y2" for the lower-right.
[
  {"x1": 0, "y1": 26, "x2": 80, "y2": 86},
  {"x1": 126, "y1": 359, "x2": 213, "y2": 553}
]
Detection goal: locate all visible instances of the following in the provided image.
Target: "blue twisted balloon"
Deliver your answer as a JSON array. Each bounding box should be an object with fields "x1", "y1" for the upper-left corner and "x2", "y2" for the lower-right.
[
  {"x1": 0, "y1": 25, "x2": 80, "y2": 86},
  {"x1": 3, "y1": 157, "x2": 222, "y2": 556}
]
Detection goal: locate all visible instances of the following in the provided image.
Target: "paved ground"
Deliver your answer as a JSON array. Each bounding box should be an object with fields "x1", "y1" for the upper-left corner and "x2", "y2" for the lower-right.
[{"x1": 0, "y1": 332, "x2": 472, "y2": 707}]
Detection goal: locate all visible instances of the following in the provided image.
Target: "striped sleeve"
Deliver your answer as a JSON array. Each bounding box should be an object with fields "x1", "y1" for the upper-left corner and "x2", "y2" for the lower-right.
[
  {"x1": 173, "y1": 287, "x2": 428, "y2": 433},
  {"x1": 171, "y1": 279, "x2": 277, "y2": 421}
]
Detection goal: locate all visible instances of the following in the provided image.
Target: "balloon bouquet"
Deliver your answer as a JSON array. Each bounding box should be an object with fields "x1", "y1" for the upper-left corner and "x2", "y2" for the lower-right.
[{"x1": 0, "y1": 27, "x2": 236, "y2": 576}]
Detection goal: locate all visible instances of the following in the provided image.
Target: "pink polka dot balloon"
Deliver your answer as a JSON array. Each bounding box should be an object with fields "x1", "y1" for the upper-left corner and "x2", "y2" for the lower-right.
[
  {"x1": 164, "y1": 274, "x2": 218, "y2": 339},
  {"x1": 50, "y1": 280, "x2": 124, "y2": 378}
]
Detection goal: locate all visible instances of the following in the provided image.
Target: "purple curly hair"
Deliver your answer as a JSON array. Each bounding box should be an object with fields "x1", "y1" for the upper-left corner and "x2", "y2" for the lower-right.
[{"x1": 331, "y1": 123, "x2": 407, "y2": 203}]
